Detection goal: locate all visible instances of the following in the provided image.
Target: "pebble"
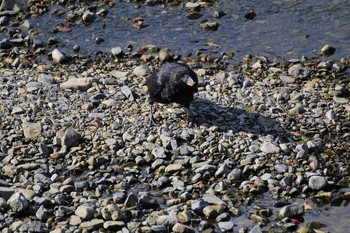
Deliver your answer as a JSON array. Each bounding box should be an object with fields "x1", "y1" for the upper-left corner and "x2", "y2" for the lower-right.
[
  {"x1": 22, "y1": 122, "x2": 42, "y2": 140},
  {"x1": 7, "y1": 192, "x2": 28, "y2": 212},
  {"x1": 111, "y1": 47, "x2": 123, "y2": 56},
  {"x1": 80, "y1": 219, "x2": 104, "y2": 229},
  {"x1": 308, "y1": 176, "x2": 327, "y2": 190},
  {"x1": 51, "y1": 48, "x2": 66, "y2": 63},
  {"x1": 82, "y1": 11, "x2": 96, "y2": 23},
  {"x1": 0, "y1": 187, "x2": 15, "y2": 200},
  {"x1": 61, "y1": 128, "x2": 82, "y2": 151},
  {"x1": 218, "y1": 221, "x2": 234, "y2": 232},
  {"x1": 0, "y1": 11, "x2": 348, "y2": 232},
  {"x1": 165, "y1": 163, "x2": 183, "y2": 173},
  {"x1": 259, "y1": 141, "x2": 280, "y2": 154},
  {"x1": 60, "y1": 78, "x2": 93, "y2": 91},
  {"x1": 172, "y1": 223, "x2": 195, "y2": 233},
  {"x1": 279, "y1": 203, "x2": 304, "y2": 218},
  {"x1": 75, "y1": 205, "x2": 95, "y2": 220}
]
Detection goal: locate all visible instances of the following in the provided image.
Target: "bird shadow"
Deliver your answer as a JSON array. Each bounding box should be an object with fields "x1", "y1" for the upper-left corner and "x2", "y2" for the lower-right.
[{"x1": 190, "y1": 97, "x2": 293, "y2": 143}]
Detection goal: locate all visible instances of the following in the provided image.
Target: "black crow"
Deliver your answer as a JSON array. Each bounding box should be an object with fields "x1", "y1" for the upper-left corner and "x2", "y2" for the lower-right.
[{"x1": 146, "y1": 62, "x2": 198, "y2": 125}]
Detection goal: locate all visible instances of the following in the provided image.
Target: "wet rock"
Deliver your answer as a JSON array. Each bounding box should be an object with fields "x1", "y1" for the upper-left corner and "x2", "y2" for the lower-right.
[
  {"x1": 320, "y1": 44, "x2": 336, "y2": 56},
  {"x1": 159, "y1": 48, "x2": 172, "y2": 62},
  {"x1": 200, "y1": 21, "x2": 219, "y2": 31},
  {"x1": 279, "y1": 203, "x2": 304, "y2": 218},
  {"x1": 218, "y1": 221, "x2": 234, "y2": 232},
  {"x1": 111, "y1": 47, "x2": 123, "y2": 56},
  {"x1": 7, "y1": 192, "x2": 28, "y2": 212},
  {"x1": 0, "y1": 16, "x2": 9, "y2": 26},
  {"x1": 244, "y1": 11, "x2": 256, "y2": 20},
  {"x1": 308, "y1": 176, "x2": 327, "y2": 190},
  {"x1": 213, "y1": 10, "x2": 226, "y2": 18},
  {"x1": 82, "y1": 11, "x2": 96, "y2": 23},
  {"x1": 185, "y1": 2, "x2": 201, "y2": 12},
  {"x1": 249, "y1": 224, "x2": 262, "y2": 233}
]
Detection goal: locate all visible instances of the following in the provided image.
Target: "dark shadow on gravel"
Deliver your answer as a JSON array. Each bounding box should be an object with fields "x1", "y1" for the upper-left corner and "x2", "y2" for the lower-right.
[{"x1": 191, "y1": 97, "x2": 293, "y2": 143}]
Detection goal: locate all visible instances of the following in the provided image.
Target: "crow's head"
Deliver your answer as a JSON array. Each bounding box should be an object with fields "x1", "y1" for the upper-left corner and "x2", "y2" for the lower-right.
[{"x1": 181, "y1": 75, "x2": 196, "y2": 87}]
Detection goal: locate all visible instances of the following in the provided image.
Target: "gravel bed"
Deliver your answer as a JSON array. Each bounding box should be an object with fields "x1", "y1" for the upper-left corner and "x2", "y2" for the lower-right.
[
  {"x1": 0, "y1": 51, "x2": 349, "y2": 233},
  {"x1": 0, "y1": 1, "x2": 349, "y2": 233}
]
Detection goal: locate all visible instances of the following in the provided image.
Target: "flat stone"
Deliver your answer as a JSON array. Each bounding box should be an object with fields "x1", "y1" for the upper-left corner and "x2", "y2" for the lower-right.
[
  {"x1": 22, "y1": 122, "x2": 42, "y2": 140},
  {"x1": 103, "y1": 221, "x2": 125, "y2": 230},
  {"x1": 202, "y1": 194, "x2": 225, "y2": 205},
  {"x1": 120, "y1": 85, "x2": 134, "y2": 101},
  {"x1": 60, "y1": 78, "x2": 93, "y2": 91},
  {"x1": 79, "y1": 219, "x2": 104, "y2": 229},
  {"x1": 110, "y1": 70, "x2": 128, "y2": 79},
  {"x1": 260, "y1": 141, "x2": 280, "y2": 154},
  {"x1": 172, "y1": 223, "x2": 195, "y2": 233},
  {"x1": 132, "y1": 65, "x2": 149, "y2": 76},
  {"x1": 75, "y1": 205, "x2": 95, "y2": 220},
  {"x1": 165, "y1": 164, "x2": 183, "y2": 173}
]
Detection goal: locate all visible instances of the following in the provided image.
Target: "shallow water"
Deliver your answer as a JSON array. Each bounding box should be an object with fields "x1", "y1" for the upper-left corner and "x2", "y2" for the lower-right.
[{"x1": 28, "y1": 0, "x2": 350, "y2": 60}]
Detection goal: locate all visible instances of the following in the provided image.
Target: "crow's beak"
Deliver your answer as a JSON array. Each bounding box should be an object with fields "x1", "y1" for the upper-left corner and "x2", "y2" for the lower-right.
[{"x1": 184, "y1": 76, "x2": 195, "y2": 87}]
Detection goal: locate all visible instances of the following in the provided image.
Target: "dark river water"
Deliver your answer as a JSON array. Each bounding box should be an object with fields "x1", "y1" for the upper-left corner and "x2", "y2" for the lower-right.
[{"x1": 30, "y1": 0, "x2": 350, "y2": 61}]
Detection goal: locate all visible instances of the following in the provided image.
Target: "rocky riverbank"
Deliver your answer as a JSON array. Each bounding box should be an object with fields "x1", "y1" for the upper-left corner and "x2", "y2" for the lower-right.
[
  {"x1": 0, "y1": 1, "x2": 350, "y2": 233},
  {"x1": 1, "y1": 45, "x2": 350, "y2": 232}
]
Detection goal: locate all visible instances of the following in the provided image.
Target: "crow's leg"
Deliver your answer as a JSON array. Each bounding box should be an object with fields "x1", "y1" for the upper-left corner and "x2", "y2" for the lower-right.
[
  {"x1": 148, "y1": 102, "x2": 158, "y2": 126},
  {"x1": 184, "y1": 106, "x2": 196, "y2": 126}
]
